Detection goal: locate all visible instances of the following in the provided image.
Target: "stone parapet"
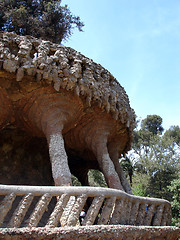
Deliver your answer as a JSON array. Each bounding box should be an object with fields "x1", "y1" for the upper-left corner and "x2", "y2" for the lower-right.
[
  {"x1": 0, "y1": 185, "x2": 172, "y2": 228},
  {"x1": 0, "y1": 226, "x2": 179, "y2": 240}
]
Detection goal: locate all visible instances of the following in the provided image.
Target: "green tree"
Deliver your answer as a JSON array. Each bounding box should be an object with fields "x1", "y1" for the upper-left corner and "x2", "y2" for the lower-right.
[
  {"x1": 88, "y1": 170, "x2": 107, "y2": 188},
  {"x1": 0, "y1": 0, "x2": 84, "y2": 43},
  {"x1": 141, "y1": 115, "x2": 164, "y2": 135},
  {"x1": 130, "y1": 117, "x2": 180, "y2": 229},
  {"x1": 130, "y1": 115, "x2": 180, "y2": 201},
  {"x1": 147, "y1": 134, "x2": 179, "y2": 198},
  {"x1": 168, "y1": 174, "x2": 180, "y2": 227},
  {"x1": 120, "y1": 157, "x2": 133, "y2": 186},
  {"x1": 164, "y1": 125, "x2": 180, "y2": 147},
  {"x1": 133, "y1": 135, "x2": 178, "y2": 200},
  {"x1": 133, "y1": 115, "x2": 164, "y2": 155}
]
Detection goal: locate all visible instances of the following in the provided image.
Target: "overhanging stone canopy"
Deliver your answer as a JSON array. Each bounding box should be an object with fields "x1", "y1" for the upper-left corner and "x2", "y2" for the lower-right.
[
  {"x1": 0, "y1": 32, "x2": 135, "y2": 192},
  {"x1": 0, "y1": 32, "x2": 179, "y2": 240}
]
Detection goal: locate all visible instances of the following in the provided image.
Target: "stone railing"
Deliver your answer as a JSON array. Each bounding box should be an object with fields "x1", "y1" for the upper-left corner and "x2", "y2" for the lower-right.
[{"x1": 0, "y1": 185, "x2": 171, "y2": 228}]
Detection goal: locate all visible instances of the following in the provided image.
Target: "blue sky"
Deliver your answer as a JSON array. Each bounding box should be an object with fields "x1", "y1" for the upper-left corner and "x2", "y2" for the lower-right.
[{"x1": 62, "y1": 0, "x2": 180, "y2": 130}]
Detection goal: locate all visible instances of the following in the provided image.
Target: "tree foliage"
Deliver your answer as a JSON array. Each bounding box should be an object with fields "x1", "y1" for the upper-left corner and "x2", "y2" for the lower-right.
[
  {"x1": 164, "y1": 125, "x2": 180, "y2": 147},
  {"x1": 131, "y1": 115, "x2": 180, "y2": 199},
  {"x1": 120, "y1": 157, "x2": 133, "y2": 185},
  {"x1": 133, "y1": 115, "x2": 164, "y2": 154},
  {"x1": 0, "y1": 0, "x2": 84, "y2": 43},
  {"x1": 88, "y1": 170, "x2": 107, "y2": 188},
  {"x1": 141, "y1": 115, "x2": 164, "y2": 135},
  {"x1": 129, "y1": 115, "x2": 180, "y2": 227},
  {"x1": 168, "y1": 174, "x2": 180, "y2": 227}
]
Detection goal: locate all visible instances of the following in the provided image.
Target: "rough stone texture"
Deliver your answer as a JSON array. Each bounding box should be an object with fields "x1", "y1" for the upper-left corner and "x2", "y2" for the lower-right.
[
  {"x1": 0, "y1": 32, "x2": 178, "y2": 240},
  {"x1": 0, "y1": 32, "x2": 135, "y2": 192},
  {"x1": 0, "y1": 185, "x2": 172, "y2": 228},
  {"x1": 0, "y1": 226, "x2": 179, "y2": 240}
]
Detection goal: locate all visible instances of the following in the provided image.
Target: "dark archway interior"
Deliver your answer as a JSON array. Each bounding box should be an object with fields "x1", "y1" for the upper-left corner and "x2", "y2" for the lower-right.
[
  {"x1": 0, "y1": 126, "x2": 100, "y2": 186},
  {"x1": 0, "y1": 127, "x2": 53, "y2": 185}
]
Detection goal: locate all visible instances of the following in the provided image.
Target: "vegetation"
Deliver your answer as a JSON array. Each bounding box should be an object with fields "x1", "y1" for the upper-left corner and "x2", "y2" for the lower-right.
[
  {"x1": 84, "y1": 115, "x2": 179, "y2": 227},
  {"x1": 125, "y1": 115, "x2": 180, "y2": 227},
  {"x1": 168, "y1": 174, "x2": 180, "y2": 227},
  {"x1": 0, "y1": 0, "x2": 84, "y2": 43},
  {"x1": 132, "y1": 119, "x2": 179, "y2": 199},
  {"x1": 164, "y1": 125, "x2": 180, "y2": 147}
]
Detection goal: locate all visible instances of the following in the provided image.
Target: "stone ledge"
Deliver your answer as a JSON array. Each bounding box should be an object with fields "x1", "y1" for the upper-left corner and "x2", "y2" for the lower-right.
[{"x1": 0, "y1": 225, "x2": 179, "y2": 240}]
